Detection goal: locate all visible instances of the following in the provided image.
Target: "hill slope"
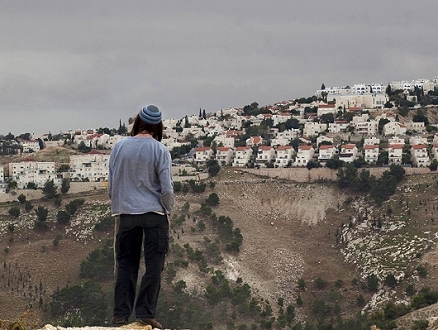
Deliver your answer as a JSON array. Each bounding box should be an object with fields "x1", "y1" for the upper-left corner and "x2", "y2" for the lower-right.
[{"x1": 1, "y1": 168, "x2": 438, "y2": 329}]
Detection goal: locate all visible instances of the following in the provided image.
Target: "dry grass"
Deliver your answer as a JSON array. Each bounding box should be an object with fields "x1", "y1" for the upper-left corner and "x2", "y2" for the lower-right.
[{"x1": 1, "y1": 167, "x2": 438, "y2": 325}]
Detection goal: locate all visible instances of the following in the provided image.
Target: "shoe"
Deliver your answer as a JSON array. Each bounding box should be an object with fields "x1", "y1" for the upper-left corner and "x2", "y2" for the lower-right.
[
  {"x1": 111, "y1": 316, "x2": 129, "y2": 326},
  {"x1": 136, "y1": 318, "x2": 163, "y2": 329}
]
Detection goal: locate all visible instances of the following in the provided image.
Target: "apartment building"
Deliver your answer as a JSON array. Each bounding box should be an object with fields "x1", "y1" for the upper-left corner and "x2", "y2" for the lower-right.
[
  {"x1": 69, "y1": 151, "x2": 110, "y2": 182},
  {"x1": 216, "y1": 147, "x2": 234, "y2": 166},
  {"x1": 387, "y1": 144, "x2": 404, "y2": 165},
  {"x1": 0, "y1": 167, "x2": 5, "y2": 193},
  {"x1": 293, "y1": 145, "x2": 314, "y2": 166},
  {"x1": 303, "y1": 122, "x2": 327, "y2": 137},
  {"x1": 274, "y1": 145, "x2": 294, "y2": 168},
  {"x1": 411, "y1": 144, "x2": 430, "y2": 167},
  {"x1": 364, "y1": 145, "x2": 380, "y2": 164},
  {"x1": 232, "y1": 146, "x2": 253, "y2": 167},
  {"x1": 318, "y1": 144, "x2": 336, "y2": 163},
  {"x1": 255, "y1": 146, "x2": 275, "y2": 167},
  {"x1": 339, "y1": 144, "x2": 358, "y2": 163},
  {"x1": 9, "y1": 159, "x2": 61, "y2": 188},
  {"x1": 194, "y1": 147, "x2": 214, "y2": 165}
]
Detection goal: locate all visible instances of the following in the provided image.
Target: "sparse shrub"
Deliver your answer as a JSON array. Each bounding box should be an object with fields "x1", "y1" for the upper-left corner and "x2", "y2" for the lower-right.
[
  {"x1": 417, "y1": 265, "x2": 428, "y2": 278},
  {"x1": 205, "y1": 193, "x2": 220, "y2": 206},
  {"x1": 366, "y1": 274, "x2": 379, "y2": 292},
  {"x1": 24, "y1": 201, "x2": 33, "y2": 212},
  {"x1": 173, "y1": 181, "x2": 182, "y2": 192},
  {"x1": 60, "y1": 178, "x2": 70, "y2": 194},
  {"x1": 384, "y1": 274, "x2": 397, "y2": 288},
  {"x1": 42, "y1": 179, "x2": 58, "y2": 199},
  {"x1": 7, "y1": 224, "x2": 15, "y2": 233},
  {"x1": 314, "y1": 277, "x2": 328, "y2": 289},
  {"x1": 17, "y1": 194, "x2": 26, "y2": 204},
  {"x1": 57, "y1": 210, "x2": 71, "y2": 225},
  {"x1": 406, "y1": 284, "x2": 415, "y2": 297},
  {"x1": 8, "y1": 206, "x2": 20, "y2": 218},
  {"x1": 412, "y1": 319, "x2": 429, "y2": 330},
  {"x1": 297, "y1": 277, "x2": 306, "y2": 290},
  {"x1": 356, "y1": 294, "x2": 366, "y2": 307},
  {"x1": 34, "y1": 220, "x2": 48, "y2": 230},
  {"x1": 35, "y1": 206, "x2": 49, "y2": 222}
]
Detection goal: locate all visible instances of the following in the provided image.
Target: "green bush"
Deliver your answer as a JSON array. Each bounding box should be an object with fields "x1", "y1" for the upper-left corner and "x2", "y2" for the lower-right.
[{"x1": 8, "y1": 206, "x2": 20, "y2": 218}]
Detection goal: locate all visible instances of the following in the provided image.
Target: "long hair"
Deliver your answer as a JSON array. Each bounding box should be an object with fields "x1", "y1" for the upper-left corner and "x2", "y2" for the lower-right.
[{"x1": 130, "y1": 115, "x2": 164, "y2": 141}]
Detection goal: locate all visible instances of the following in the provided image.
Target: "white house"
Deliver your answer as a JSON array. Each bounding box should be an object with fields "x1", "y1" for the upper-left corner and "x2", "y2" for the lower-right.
[
  {"x1": 317, "y1": 104, "x2": 337, "y2": 117},
  {"x1": 274, "y1": 145, "x2": 294, "y2": 168},
  {"x1": 213, "y1": 134, "x2": 235, "y2": 148},
  {"x1": 69, "y1": 151, "x2": 110, "y2": 182},
  {"x1": 364, "y1": 137, "x2": 380, "y2": 146},
  {"x1": 316, "y1": 135, "x2": 334, "y2": 146},
  {"x1": 193, "y1": 147, "x2": 214, "y2": 165},
  {"x1": 405, "y1": 121, "x2": 426, "y2": 133},
  {"x1": 328, "y1": 120, "x2": 349, "y2": 133},
  {"x1": 232, "y1": 146, "x2": 253, "y2": 167},
  {"x1": 255, "y1": 146, "x2": 275, "y2": 167},
  {"x1": 318, "y1": 144, "x2": 336, "y2": 163},
  {"x1": 293, "y1": 145, "x2": 314, "y2": 166},
  {"x1": 383, "y1": 122, "x2": 407, "y2": 136},
  {"x1": 21, "y1": 140, "x2": 41, "y2": 153},
  {"x1": 411, "y1": 144, "x2": 430, "y2": 167},
  {"x1": 388, "y1": 137, "x2": 405, "y2": 145},
  {"x1": 246, "y1": 136, "x2": 263, "y2": 147},
  {"x1": 272, "y1": 112, "x2": 292, "y2": 126},
  {"x1": 354, "y1": 120, "x2": 378, "y2": 135},
  {"x1": 271, "y1": 129, "x2": 300, "y2": 146},
  {"x1": 329, "y1": 93, "x2": 387, "y2": 110},
  {"x1": 364, "y1": 145, "x2": 379, "y2": 164},
  {"x1": 216, "y1": 147, "x2": 234, "y2": 166},
  {"x1": 431, "y1": 144, "x2": 438, "y2": 161},
  {"x1": 0, "y1": 166, "x2": 5, "y2": 193},
  {"x1": 409, "y1": 136, "x2": 428, "y2": 146},
  {"x1": 339, "y1": 144, "x2": 358, "y2": 163},
  {"x1": 9, "y1": 159, "x2": 61, "y2": 188},
  {"x1": 387, "y1": 144, "x2": 404, "y2": 165},
  {"x1": 303, "y1": 122, "x2": 327, "y2": 137}
]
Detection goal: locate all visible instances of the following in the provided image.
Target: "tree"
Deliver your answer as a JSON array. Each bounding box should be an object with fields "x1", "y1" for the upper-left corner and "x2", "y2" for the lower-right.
[
  {"x1": 42, "y1": 179, "x2": 58, "y2": 199},
  {"x1": 386, "y1": 83, "x2": 392, "y2": 96},
  {"x1": 57, "y1": 210, "x2": 71, "y2": 225},
  {"x1": 206, "y1": 193, "x2": 220, "y2": 206},
  {"x1": 389, "y1": 164, "x2": 405, "y2": 182},
  {"x1": 24, "y1": 200, "x2": 33, "y2": 212},
  {"x1": 319, "y1": 113, "x2": 334, "y2": 124},
  {"x1": 206, "y1": 159, "x2": 220, "y2": 177},
  {"x1": 325, "y1": 156, "x2": 343, "y2": 169},
  {"x1": 17, "y1": 194, "x2": 26, "y2": 204},
  {"x1": 35, "y1": 206, "x2": 49, "y2": 221},
  {"x1": 60, "y1": 178, "x2": 70, "y2": 194},
  {"x1": 8, "y1": 206, "x2": 20, "y2": 218},
  {"x1": 378, "y1": 118, "x2": 390, "y2": 134},
  {"x1": 384, "y1": 101, "x2": 393, "y2": 109},
  {"x1": 337, "y1": 163, "x2": 358, "y2": 189},
  {"x1": 413, "y1": 110, "x2": 429, "y2": 126}
]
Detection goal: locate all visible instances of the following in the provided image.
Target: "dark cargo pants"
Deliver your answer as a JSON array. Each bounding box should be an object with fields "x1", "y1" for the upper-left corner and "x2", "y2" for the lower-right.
[{"x1": 113, "y1": 213, "x2": 169, "y2": 320}]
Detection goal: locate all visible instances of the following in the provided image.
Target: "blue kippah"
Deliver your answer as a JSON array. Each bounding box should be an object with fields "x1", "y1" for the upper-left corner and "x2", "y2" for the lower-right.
[{"x1": 139, "y1": 105, "x2": 162, "y2": 124}]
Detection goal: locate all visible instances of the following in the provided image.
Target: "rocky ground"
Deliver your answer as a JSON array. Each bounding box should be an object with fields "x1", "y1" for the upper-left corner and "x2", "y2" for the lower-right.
[{"x1": 2, "y1": 167, "x2": 438, "y2": 329}]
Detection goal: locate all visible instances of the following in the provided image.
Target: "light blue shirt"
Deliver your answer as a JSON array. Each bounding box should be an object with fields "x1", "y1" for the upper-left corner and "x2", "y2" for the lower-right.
[{"x1": 108, "y1": 136, "x2": 174, "y2": 215}]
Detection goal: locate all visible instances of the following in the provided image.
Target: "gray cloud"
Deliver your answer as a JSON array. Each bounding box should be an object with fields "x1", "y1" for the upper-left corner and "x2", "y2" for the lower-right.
[{"x1": 1, "y1": 0, "x2": 437, "y2": 135}]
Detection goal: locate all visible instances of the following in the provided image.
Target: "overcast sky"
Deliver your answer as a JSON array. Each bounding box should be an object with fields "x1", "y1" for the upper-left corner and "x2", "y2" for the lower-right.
[{"x1": 1, "y1": 1, "x2": 437, "y2": 136}]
